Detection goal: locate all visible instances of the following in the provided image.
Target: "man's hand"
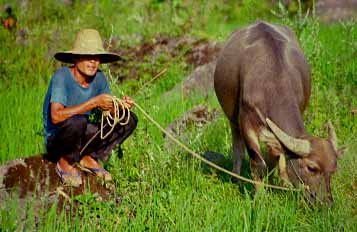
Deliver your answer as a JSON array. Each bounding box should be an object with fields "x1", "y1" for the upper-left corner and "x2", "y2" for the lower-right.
[
  {"x1": 51, "y1": 94, "x2": 115, "y2": 125},
  {"x1": 120, "y1": 96, "x2": 134, "y2": 109},
  {"x1": 93, "y1": 94, "x2": 114, "y2": 111}
]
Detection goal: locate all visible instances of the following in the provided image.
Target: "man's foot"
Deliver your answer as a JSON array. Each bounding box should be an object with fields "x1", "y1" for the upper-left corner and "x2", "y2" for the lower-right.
[
  {"x1": 79, "y1": 155, "x2": 112, "y2": 181},
  {"x1": 55, "y1": 160, "x2": 82, "y2": 187}
]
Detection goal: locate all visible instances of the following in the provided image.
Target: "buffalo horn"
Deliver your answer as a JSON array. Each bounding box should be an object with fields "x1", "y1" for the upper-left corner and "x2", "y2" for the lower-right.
[{"x1": 266, "y1": 118, "x2": 311, "y2": 156}]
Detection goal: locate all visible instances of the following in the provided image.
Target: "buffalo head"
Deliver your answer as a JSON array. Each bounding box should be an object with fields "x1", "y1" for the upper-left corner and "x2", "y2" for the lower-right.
[{"x1": 266, "y1": 118, "x2": 345, "y2": 206}]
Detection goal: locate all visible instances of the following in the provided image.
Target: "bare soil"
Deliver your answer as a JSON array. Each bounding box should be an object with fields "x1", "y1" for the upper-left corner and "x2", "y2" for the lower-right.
[
  {"x1": 107, "y1": 36, "x2": 221, "y2": 82},
  {"x1": 0, "y1": 155, "x2": 119, "y2": 214},
  {"x1": 316, "y1": 0, "x2": 357, "y2": 22},
  {"x1": 165, "y1": 105, "x2": 220, "y2": 137}
]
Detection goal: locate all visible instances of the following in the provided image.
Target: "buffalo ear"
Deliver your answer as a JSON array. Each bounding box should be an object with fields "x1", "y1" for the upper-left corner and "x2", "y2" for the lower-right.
[
  {"x1": 327, "y1": 121, "x2": 338, "y2": 151},
  {"x1": 336, "y1": 145, "x2": 347, "y2": 159},
  {"x1": 327, "y1": 121, "x2": 345, "y2": 159}
]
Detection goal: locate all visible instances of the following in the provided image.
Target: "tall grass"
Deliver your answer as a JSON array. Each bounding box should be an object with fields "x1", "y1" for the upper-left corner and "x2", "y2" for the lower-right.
[
  {"x1": 0, "y1": 87, "x2": 45, "y2": 162},
  {"x1": 0, "y1": 0, "x2": 356, "y2": 231}
]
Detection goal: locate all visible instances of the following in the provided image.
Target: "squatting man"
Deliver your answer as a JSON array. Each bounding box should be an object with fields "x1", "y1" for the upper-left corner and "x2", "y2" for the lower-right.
[{"x1": 43, "y1": 29, "x2": 137, "y2": 187}]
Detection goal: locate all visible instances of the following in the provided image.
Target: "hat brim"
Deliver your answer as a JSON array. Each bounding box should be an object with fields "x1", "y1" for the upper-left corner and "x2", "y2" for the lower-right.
[{"x1": 54, "y1": 52, "x2": 122, "y2": 64}]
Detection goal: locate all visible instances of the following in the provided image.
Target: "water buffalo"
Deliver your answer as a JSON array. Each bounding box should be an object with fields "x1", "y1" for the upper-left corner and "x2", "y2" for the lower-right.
[{"x1": 214, "y1": 21, "x2": 345, "y2": 206}]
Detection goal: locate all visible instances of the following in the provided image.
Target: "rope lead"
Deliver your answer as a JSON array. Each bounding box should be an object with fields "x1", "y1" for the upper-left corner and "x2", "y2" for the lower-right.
[
  {"x1": 81, "y1": 91, "x2": 301, "y2": 192},
  {"x1": 129, "y1": 97, "x2": 302, "y2": 192}
]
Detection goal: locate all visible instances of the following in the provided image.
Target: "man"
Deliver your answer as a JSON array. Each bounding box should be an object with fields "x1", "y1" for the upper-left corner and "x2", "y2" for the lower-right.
[{"x1": 43, "y1": 29, "x2": 137, "y2": 187}]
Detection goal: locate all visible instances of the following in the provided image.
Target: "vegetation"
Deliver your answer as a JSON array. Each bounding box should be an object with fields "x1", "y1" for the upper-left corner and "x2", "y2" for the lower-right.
[{"x1": 1, "y1": 0, "x2": 356, "y2": 231}]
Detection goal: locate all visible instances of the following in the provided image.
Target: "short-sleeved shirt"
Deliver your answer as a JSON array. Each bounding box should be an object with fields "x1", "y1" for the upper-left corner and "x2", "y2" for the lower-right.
[{"x1": 43, "y1": 66, "x2": 111, "y2": 144}]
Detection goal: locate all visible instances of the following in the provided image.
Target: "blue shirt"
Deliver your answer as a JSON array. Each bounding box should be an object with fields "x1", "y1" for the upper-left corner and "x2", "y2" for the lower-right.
[{"x1": 43, "y1": 66, "x2": 111, "y2": 144}]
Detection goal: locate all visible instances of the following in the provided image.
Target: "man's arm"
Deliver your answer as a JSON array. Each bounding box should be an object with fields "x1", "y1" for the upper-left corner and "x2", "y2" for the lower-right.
[{"x1": 51, "y1": 93, "x2": 114, "y2": 124}]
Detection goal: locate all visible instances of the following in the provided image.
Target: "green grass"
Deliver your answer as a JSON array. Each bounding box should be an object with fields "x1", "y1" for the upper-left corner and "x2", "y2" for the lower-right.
[
  {"x1": 0, "y1": 0, "x2": 356, "y2": 231},
  {"x1": 0, "y1": 87, "x2": 45, "y2": 162}
]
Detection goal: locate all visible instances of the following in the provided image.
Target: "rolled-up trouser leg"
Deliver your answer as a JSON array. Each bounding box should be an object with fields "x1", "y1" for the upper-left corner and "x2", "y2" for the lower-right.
[
  {"x1": 82, "y1": 111, "x2": 138, "y2": 162},
  {"x1": 46, "y1": 115, "x2": 88, "y2": 162}
]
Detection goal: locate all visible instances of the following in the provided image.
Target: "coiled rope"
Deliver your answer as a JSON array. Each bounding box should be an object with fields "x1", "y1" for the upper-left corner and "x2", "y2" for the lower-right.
[
  {"x1": 80, "y1": 68, "x2": 168, "y2": 154},
  {"x1": 79, "y1": 97, "x2": 131, "y2": 155},
  {"x1": 101, "y1": 96, "x2": 131, "y2": 139}
]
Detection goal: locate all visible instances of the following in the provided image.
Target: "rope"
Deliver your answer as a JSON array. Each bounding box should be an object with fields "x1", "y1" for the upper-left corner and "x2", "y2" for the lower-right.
[
  {"x1": 79, "y1": 68, "x2": 167, "y2": 155},
  {"x1": 78, "y1": 71, "x2": 301, "y2": 191},
  {"x1": 129, "y1": 98, "x2": 301, "y2": 192},
  {"x1": 79, "y1": 97, "x2": 131, "y2": 155},
  {"x1": 100, "y1": 96, "x2": 131, "y2": 139}
]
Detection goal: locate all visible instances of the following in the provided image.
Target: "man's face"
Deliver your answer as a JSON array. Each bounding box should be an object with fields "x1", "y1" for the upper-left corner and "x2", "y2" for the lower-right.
[{"x1": 75, "y1": 56, "x2": 100, "y2": 77}]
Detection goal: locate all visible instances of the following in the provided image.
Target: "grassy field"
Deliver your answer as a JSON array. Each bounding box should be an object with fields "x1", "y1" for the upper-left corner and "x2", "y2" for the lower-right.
[{"x1": 0, "y1": 0, "x2": 356, "y2": 231}]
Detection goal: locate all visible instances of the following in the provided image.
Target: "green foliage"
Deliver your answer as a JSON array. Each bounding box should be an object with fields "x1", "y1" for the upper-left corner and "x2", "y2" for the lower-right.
[
  {"x1": 0, "y1": 0, "x2": 356, "y2": 231},
  {"x1": 0, "y1": 87, "x2": 45, "y2": 162},
  {"x1": 88, "y1": 107, "x2": 103, "y2": 124}
]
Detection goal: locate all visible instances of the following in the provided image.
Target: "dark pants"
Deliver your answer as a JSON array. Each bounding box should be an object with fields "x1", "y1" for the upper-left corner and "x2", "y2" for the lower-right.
[{"x1": 46, "y1": 112, "x2": 138, "y2": 163}]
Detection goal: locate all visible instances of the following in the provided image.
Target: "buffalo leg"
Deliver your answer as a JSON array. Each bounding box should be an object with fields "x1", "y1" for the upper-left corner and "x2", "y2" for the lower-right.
[
  {"x1": 278, "y1": 155, "x2": 290, "y2": 184},
  {"x1": 230, "y1": 122, "x2": 246, "y2": 175},
  {"x1": 241, "y1": 121, "x2": 267, "y2": 188},
  {"x1": 260, "y1": 128, "x2": 290, "y2": 183}
]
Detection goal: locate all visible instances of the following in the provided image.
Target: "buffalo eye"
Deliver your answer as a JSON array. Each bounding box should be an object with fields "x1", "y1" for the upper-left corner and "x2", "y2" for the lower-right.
[
  {"x1": 304, "y1": 160, "x2": 320, "y2": 175},
  {"x1": 306, "y1": 165, "x2": 319, "y2": 174}
]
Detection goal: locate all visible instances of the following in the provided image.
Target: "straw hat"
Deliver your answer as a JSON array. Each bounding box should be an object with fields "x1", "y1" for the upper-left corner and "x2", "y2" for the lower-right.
[{"x1": 54, "y1": 29, "x2": 120, "y2": 63}]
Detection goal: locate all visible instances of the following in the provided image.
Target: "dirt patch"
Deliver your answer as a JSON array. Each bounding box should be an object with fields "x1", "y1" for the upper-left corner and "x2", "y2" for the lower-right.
[
  {"x1": 106, "y1": 36, "x2": 221, "y2": 83},
  {"x1": 0, "y1": 155, "x2": 119, "y2": 215},
  {"x1": 163, "y1": 105, "x2": 220, "y2": 152},
  {"x1": 272, "y1": 0, "x2": 357, "y2": 22},
  {"x1": 185, "y1": 40, "x2": 221, "y2": 67},
  {"x1": 164, "y1": 61, "x2": 217, "y2": 99},
  {"x1": 316, "y1": 0, "x2": 357, "y2": 22},
  {"x1": 165, "y1": 105, "x2": 220, "y2": 137}
]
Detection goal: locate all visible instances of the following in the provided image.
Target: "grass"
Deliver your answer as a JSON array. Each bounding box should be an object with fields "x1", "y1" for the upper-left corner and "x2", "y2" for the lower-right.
[
  {"x1": 0, "y1": 0, "x2": 356, "y2": 231},
  {"x1": 0, "y1": 87, "x2": 45, "y2": 162}
]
